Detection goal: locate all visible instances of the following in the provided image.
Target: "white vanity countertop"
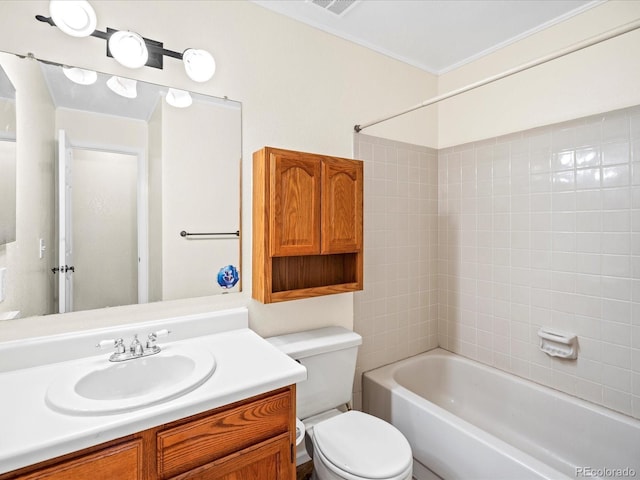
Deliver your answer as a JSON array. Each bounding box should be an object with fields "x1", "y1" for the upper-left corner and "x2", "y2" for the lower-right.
[{"x1": 0, "y1": 308, "x2": 306, "y2": 474}]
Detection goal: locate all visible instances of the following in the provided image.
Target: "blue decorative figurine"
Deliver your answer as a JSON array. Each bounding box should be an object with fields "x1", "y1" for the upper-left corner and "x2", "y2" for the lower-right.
[{"x1": 217, "y1": 264, "x2": 239, "y2": 289}]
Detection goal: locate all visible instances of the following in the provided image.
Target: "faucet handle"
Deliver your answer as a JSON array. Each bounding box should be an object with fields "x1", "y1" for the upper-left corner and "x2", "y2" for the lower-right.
[
  {"x1": 146, "y1": 329, "x2": 171, "y2": 349},
  {"x1": 96, "y1": 338, "x2": 125, "y2": 353}
]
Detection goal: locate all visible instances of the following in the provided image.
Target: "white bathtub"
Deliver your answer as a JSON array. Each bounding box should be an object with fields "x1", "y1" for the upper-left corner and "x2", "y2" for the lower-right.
[{"x1": 363, "y1": 349, "x2": 640, "y2": 480}]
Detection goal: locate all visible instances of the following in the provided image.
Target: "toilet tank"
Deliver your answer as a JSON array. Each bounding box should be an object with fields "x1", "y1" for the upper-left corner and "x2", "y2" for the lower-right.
[{"x1": 267, "y1": 327, "x2": 362, "y2": 420}]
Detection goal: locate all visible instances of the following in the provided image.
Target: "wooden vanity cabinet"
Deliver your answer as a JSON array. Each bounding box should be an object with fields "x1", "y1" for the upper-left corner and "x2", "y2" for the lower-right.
[
  {"x1": 9, "y1": 439, "x2": 144, "y2": 480},
  {"x1": 0, "y1": 386, "x2": 296, "y2": 480},
  {"x1": 253, "y1": 147, "x2": 363, "y2": 303}
]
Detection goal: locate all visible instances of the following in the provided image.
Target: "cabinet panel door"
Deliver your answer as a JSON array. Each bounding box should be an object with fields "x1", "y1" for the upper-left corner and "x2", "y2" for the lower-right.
[
  {"x1": 321, "y1": 158, "x2": 363, "y2": 254},
  {"x1": 168, "y1": 434, "x2": 292, "y2": 480},
  {"x1": 269, "y1": 152, "x2": 321, "y2": 256},
  {"x1": 157, "y1": 390, "x2": 291, "y2": 478},
  {"x1": 15, "y1": 439, "x2": 143, "y2": 480}
]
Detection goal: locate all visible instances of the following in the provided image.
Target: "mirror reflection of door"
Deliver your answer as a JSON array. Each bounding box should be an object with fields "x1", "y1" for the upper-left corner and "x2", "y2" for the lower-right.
[
  {"x1": 57, "y1": 129, "x2": 72, "y2": 313},
  {"x1": 57, "y1": 130, "x2": 146, "y2": 313},
  {"x1": 73, "y1": 148, "x2": 139, "y2": 312}
]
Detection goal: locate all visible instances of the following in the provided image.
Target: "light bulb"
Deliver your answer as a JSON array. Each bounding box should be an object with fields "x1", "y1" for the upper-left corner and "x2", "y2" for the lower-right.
[
  {"x1": 108, "y1": 31, "x2": 148, "y2": 69},
  {"x1": 106, "y1": 76, "x2": 137, "y2": 98},
  {"x1": 183, "y1": 49, "x2": 216, "y2": 82},
  {"x1": 166, "y1": 88, "x2": 193, "y2": 108},
  {"x1": 49, "y1": 0, "x2": 97, "y2": 37},
  {"x1": 62, "y1": 66, "x2": 97, "y2": 85}
]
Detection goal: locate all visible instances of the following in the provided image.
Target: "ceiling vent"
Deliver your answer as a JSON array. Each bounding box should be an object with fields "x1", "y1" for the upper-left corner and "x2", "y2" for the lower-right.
[{"x1": 309, "y1": 0, "x2": 359, "y2": 16}]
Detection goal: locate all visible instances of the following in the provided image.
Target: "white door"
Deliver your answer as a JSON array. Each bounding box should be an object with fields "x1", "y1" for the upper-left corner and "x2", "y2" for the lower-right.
[
  {"x1": 57, "y1": 129, "x2": 73, "y2": 313},
  {"x1": 72, "y1": 149, "x2": 138, "y2": 311}
]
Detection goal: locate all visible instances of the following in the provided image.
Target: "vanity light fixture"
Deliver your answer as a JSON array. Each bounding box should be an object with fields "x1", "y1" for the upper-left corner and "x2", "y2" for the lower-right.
[
  {"x1": 166, "y1": 88, "x2": 193, "y2": 108},
  {"x1": 106, "y1": 76, "x2": 137, "y2": 98},
  {"x1": 36, "y1": 1, "x2": 216, "y2": 82},
  {"x1": 62, "y1": 66, "x2": 97, "y2": 85}
]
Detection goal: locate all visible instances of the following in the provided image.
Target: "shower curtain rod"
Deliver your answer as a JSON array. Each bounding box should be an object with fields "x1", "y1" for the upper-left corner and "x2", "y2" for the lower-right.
[{"x1": 354, "y1": 18, "x2": 640, "y2": 133}]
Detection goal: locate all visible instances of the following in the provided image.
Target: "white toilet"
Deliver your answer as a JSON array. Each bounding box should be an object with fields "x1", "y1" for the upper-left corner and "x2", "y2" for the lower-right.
[{"x1": 267, "y1": 327, "x2": 413, "y2": 480}]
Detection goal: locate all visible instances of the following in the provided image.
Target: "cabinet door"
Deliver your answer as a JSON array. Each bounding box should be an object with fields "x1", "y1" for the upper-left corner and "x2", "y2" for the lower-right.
[
  {"x1": 269, "y1": 151, "x2": 321, "y2": 257},
  {"x1": 15, "y1": 439, "x2": 143, "y2": 480},
  {"x1": 321, "y1": 157, "x2": 363, "y2": 254},
  {"x1": 168, "y1": 434, "x2": 292, "y2": 480},
  {"x1": 157, "y1": 390, "x2": 291, "y2": 478}
]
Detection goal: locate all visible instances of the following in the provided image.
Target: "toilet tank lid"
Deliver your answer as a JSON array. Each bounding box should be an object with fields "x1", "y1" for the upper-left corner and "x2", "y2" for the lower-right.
[{"x1": 266, "y1": 327, "x2": 362, "y2": 359}]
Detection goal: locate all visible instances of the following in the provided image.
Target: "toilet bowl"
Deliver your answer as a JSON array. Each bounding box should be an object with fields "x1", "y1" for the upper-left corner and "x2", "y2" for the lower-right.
[{"x1": 266, "y1": 327, "x2": 413, "y2": 480}]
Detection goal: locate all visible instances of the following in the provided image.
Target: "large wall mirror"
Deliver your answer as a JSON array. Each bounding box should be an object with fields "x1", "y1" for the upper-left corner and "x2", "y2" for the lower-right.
[{"x1": 0, "y1": 50, "x2": 241, "y2": 320}]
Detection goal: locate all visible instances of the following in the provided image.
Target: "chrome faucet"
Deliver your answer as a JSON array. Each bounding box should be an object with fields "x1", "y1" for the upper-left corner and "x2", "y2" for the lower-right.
[
  {"x1": 97, "y1": 329, "x2": 171, "y2": 362},
  {"x1": 130, "y1": 334, "x2": 144, "y2": 356}
]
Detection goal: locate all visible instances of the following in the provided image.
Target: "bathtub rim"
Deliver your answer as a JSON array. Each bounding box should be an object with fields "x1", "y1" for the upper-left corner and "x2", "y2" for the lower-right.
[{"x1": 364, "y1": 348, "x2": 640, "y2": 427}]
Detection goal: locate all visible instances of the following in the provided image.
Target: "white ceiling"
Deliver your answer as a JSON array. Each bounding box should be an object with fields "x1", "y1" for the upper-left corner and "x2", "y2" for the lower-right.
[{"x1": 252, "y1": 0, "x2": 603, "y2": 74}]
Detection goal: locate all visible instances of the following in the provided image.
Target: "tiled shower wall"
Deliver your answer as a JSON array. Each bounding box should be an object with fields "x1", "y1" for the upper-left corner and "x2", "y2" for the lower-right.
[
  {"x1": 355, "y1": 106, "x2": 640, "y2": 419},
  {"x1": 352, "y1": 134, "x2": 439, "y2": 409},
  {"x1": 438, "y1": 106, "x2": 640, "y2": 419}
]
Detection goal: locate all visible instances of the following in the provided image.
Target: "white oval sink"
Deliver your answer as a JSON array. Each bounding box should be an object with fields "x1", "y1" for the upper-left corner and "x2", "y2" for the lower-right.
[{"x1": 46, "y1": 343, "x2": 216, "y2": 415}]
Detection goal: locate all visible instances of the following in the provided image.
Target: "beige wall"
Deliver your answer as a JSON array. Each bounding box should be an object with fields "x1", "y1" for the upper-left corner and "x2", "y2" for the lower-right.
[
  {"x1": 148, "y1": 104, "x2": 163, "y2": 302},
  {"x1": 161, "y1": 98, "x2": 241, "y2": 300},
  {"x1": 438, "y1": 0, "x2": 640, "y2": 148},
  {"x1": 0, "y1": 0, "x2": 436, "y2": 341}
]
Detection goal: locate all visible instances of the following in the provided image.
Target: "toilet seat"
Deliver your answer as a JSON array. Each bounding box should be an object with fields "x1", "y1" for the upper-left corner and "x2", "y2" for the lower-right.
[{"x1": 312, "y1": 411, "x2": 412, "y2": 480}]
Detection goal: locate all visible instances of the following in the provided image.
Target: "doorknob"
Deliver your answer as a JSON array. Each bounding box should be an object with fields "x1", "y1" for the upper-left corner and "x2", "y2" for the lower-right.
[{"x1": 51, "y1": 265, "x2": 75, "y2": 274}]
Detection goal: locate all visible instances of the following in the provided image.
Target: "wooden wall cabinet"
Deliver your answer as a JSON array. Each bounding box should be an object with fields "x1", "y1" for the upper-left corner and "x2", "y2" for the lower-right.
[
  {"x1": 1, "y1": 387, "x2": 296, "y2": 480},
  {"x1": 253, "y1": 147, "x2": 363, "y2": 303}
]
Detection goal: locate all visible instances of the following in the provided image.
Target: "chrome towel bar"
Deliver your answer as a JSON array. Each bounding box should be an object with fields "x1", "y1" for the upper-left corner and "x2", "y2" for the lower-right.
[{"x1": 180, "y1": 230, "x2": 240, "y2": 238}]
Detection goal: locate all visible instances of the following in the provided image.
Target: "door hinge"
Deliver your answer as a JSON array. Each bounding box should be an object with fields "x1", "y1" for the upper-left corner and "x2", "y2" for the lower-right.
[{"x1": 290, "y1": 442, "x2": 295, "y2": 464}]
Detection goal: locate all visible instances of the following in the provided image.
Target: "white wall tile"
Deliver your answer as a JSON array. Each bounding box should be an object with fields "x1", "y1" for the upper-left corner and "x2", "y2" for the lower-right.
[
  {"x1": 576, "y1": 147, "x2": 600, "y2": 168},
  {"x1": 354, "y1": 134, "x2": 438, "y2": 404},
  {"x1": 601, "y1": 142, "x2": 630, "y2": 166},
  {"x1": 576, "y1": 168, "x2": 601, "y2": 189},
  {"x1": 437, "y1": 107, "x2": 640, "y2": 419}
]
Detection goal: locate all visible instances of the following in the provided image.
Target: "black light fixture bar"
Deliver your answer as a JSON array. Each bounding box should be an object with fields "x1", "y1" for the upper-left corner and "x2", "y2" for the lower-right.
[{"x1": 35, "y1": 14, "x2": 183, "y2": 70}]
